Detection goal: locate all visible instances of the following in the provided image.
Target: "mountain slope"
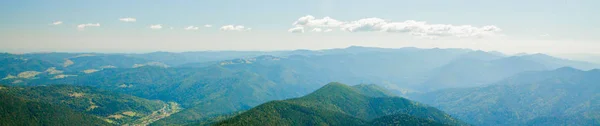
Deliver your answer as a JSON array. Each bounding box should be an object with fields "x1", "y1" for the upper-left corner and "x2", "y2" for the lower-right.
[
  {"x1": 0, "y1": 90, "x2": 111, "y2": 126},
  {"x1": 4, "y1": 47, "x2": 598, "y2": 125},
  {"x1": 411, "y1": 67, "x2": 600, "y2": 125},
  {"x1": 369, "y1": 114, "x2": 446, "y2": 126},
  {"x1": 150, "y1": 68, "x2": 300, "y2": 125},
  {"x1": 64, "y1": 54, "x2": 154, "y2": 71},
  {"x1": 215, "y1": 82, "x2": 465, "y2": 126},
  {"x1": 216, "y1": 101, "x2": 367, "y2": 126},
  {"x1": 0, "y1": 85, "x2": 169, "y2": 124},
  {"x1": 420, "y1": 52, "x2": 600, "y2": 91},
  {"x1": 0, "y1": 85, "x2": 175, "y2": 125},
  {"x1": 180, "y1": 47, "x2": 475, "y2": 94},
  {"x1": 25, "y1": 66, "x2": 297, "y2": 125},
  {"x1": 0, "y1": 56, "x2": 58, "y2": 80},
  {"x1": 519, "y1": 54, "x2": 600, "y2": 70},
  {"x1": 421, "y1": 55, "x2": 548, "y2": 90}
]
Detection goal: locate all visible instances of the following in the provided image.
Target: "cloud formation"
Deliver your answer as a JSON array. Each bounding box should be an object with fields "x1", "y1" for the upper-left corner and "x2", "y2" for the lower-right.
[
  {"x1": 290, "y1": 15, "x2": 502, "y2": 38},
  {"x1": 311, "y1": 28, "x2": 323, "y2": 32},
  {"x1": 77, "y1": 23, "x2": 100, "y2": 30},
  {"x1": 220, "y1": 25, "x2": 251, "y2": 31},
  {"x1": 288, "y1": 26, "x2": 304, "y2": 33},
  {"x1": 150, "y1": 24, "x2": 162, "y2": 30},
  {"x1": 51, "y1": 21, "x2": 63, "y2": 25},
  {"x1": 204, "y1": 25, "x2": 212, "y2": 28},
  {"x1": 294, "y1": 15, "x2": 343, "y2": 28},
  {"x1": 185, "y1": 26, "x2": 199, "y2": 30},
  {"x1": 119, "y1": 18, "x2": 136, "y2": 22}
]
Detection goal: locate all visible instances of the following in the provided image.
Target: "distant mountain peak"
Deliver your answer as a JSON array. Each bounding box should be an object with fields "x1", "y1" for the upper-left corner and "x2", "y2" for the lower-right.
[
  {"x1": 342, "y1": 46, "x2": 386, "y2": 51},
  {"x1": 554, "y1": 66, "x2": 581, "y2": 72},
  {"x1": 456, "y1": 50, "x2": 505, "y2": 61},
  {"x1": 523, "y1": 53, "x2": 555, "y2": 59},
  {"x1": 346, "y1": 45, "x2": 372, "y2": 49},
  {"x1": 219, "y1": 55, "x2": 282, "y2": 66},
  {"x1": 531, "y1": 53, "x2": 550, "y2": 56},
  {"x1": 254, "y1": 55, "x2": 281, "y2": 60},
  {"x1": 513, "y1": 52, "x2": 529, "y2": 56}
]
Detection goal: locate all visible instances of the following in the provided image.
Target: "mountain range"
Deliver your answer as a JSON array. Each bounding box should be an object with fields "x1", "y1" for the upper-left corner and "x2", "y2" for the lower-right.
[
  {"x1": 1, "y1": 46, "x2": 599, "y2": 125},
  {"x1": 409, "y1": 67, "x2": 600, "y2": 125}
]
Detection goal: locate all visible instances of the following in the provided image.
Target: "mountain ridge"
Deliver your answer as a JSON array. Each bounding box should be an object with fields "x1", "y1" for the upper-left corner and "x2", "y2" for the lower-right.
[
  {"x1": 215, "y1": 82, "x2": 466, "y2": 126},
  {"x1": 410, "y1": 67, "x2": 600, "y2": 125}
]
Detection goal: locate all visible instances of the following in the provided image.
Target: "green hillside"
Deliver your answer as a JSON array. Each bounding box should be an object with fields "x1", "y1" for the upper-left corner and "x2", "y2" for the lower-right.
[
  {"x1": 214, "y1": 82, "x2": 465, "y2": 126},
  {"x1": 351, "y1": 84, "x2": 396, "y2": 97},
  {"x1": 0, "y1": 90, "x2": 111, "y2": 126},
  {"x1": 216, "y1": 101, "x2": 366, "y2": 126},
  {"x1": 32, "y1": 66, "x2": 297, "y2": 125},
  {"x1": 0, "y1": 85, "x2": 172, "y2": 125}
]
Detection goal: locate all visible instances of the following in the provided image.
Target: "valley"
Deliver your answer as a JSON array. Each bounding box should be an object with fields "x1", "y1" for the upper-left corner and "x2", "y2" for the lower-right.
[{"x1": 135, "y1": 102, "x2": 183, "y2": 126}]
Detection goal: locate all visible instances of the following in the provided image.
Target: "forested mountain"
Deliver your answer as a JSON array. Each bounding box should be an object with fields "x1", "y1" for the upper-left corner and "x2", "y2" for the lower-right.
[
  {"x1": 181, "y1": 46, "x2": 599, "y2": 92},
  {"x1": 518, "y1": 54, "x2": 600, "y2": 70},
  {"x1": 64, "y1": 54, "x2": 155, "y2": 71},
  {"x1": 16, "y1": 66, "x2": 296, "y2": 125},
  {"x1": 0, "y1": 85, "x2": 173, "y2": 125},
  {"x1": 0, "y1": 86, "x2": 111, "y2": 126},
  {"x1": 181, "y1": 47, "x2": 475, "y2": 94},
  {"x1": 1, "y1": 46, "x2": 599, "y2": 125},
  {"x1": 369, "y1": 114, "x2": 447, "y2": 126},
  {"x1": 128, "y1": 51, "x2": 278, "y2": 66},
  {"x1": 215, "y1": 82, "x2": 465, "y2": 126},
  {"x1": 0, "y1": 56, "x2": 57, "y2": 78},
  {"x1": 410, "y1": 67, "x2": 600, "y2": 125},
  {"x1": 420, "y1": 53, "x2": 549, "y2": 91},
  {"x1": 4, "y1": 46, "x2": 598, "y2": 92}
]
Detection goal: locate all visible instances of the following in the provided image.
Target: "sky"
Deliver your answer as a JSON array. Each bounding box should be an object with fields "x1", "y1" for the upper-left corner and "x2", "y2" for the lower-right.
[{"x1": 1, "y1": 0, "x2": 599, "y2": 55}]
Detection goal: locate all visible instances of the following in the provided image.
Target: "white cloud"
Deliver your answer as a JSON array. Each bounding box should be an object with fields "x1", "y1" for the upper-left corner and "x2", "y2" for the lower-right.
[
  {"x1": 119, "y1": 17, "x2": 136, "y2": 22},
  {"x1": 311, "y1": 28, "x2": 323, "y2": 32},
  {"x1": 77, "y1": 23, "x2": 100, "y2": 30},
  {"x1": 185, "y1": 26, "x2": 200, "y2": 30},
  {"x1": 220, "y1": 25, "x2": 251, "y2": 31},
  {"x1": 540, "y1": 34, "x2": 550, "y2": 37},
  {"x1": 51, "y1": 21, "x2": 63, "y2": 25},
  {"x1": 204, "y1": 24, "x2": 212, "y2": 28},
  {"x1": 288, "y1": 26, "x2": 304, "y2": 33},
  {"x1": 150, "y1": 24, "x2": 162, "y2": 30},
  {"x1": 324, "y1": 29, "x2": 333, "y2": 32},
  {"x1": 290, "y1": 15, "x2": 502, "y2": 38},
  {"x1": 293, "y1": 15, "x2": 344, "y2": 28}
]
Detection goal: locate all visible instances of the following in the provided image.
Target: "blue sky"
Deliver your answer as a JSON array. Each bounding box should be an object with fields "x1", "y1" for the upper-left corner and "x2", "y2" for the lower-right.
[{"x1": 1, "y1": 0, "x2": 599, "y2": 55}]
